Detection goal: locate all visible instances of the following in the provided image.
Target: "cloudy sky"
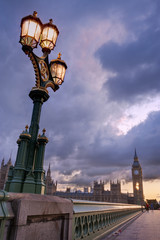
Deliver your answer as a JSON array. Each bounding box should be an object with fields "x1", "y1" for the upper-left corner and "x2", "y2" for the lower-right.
[{"x1": 0, "y1": 0, "x2": 160, "y2": 200}]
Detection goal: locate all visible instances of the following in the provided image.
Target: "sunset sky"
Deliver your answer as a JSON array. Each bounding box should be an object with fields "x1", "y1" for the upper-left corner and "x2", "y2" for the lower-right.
[{"x1": 0, "y1": 0, "x2": 160, "y2": 201}]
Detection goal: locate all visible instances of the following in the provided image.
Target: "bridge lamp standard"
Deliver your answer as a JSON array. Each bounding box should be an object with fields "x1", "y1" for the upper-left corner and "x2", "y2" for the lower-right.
[{"x1": 5, "y1": 11, "x2": 67, "y2": 194}]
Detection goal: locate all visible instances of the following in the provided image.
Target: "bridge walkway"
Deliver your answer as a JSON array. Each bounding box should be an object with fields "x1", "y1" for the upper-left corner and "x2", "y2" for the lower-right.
[{"x1": 101, "y1": 210, "x2": 160, "y2": 240}]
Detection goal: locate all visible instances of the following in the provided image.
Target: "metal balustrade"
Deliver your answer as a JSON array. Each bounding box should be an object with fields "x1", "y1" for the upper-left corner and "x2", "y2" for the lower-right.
[
  {"x1": 0, "y1": 191, "x2": 14, "y2": 240},
  {"x1": 72, "y1": 199, "x2": 142, "y2": 240}
]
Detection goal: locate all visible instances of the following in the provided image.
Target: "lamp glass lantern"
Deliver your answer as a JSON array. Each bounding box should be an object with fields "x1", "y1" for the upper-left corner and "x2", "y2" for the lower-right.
[
  {"x1": 20, "y1": 11, "x2": 42, "y2": 49},
  {"x1": 50, "y1": 53, "x2": 67, "y2": 85},
  {"x1": 40, "y1": 19, "x2": 59, "y2": 52}
]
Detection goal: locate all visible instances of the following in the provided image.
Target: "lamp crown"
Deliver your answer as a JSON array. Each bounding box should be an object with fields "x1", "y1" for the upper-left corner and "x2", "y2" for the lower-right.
[
  {"x1": 25, "y1": 125, "x2": 29, "y2": 131},
  {"x1": 49, "y1": 19, "x2": 53, "y2": 24},
  {"x1": 42, "y1": 128, "x2": 46, "y2": 134},
  {"x1": 57, "y1": 53, "x2": 61, "y2": 59},
  {"x1": 33, "y1": 11, "x2": 37, "y2": 17}
]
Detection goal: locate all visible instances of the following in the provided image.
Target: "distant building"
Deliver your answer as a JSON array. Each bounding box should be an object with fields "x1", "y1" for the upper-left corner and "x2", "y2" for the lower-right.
[
  {"x1": 55, "y1": 180, "x2": 129, "y2": 203},
  {"x1": 45, "y1": 164, "x2": 57, "y2": 195},
  {"x1": 110, "y1": 180, "x2": 121, "y2": 202},
  {"x1": 93, "y1": 180, "x2": 105, "y2": 201},
  {"x1": 55, "y1": 150, "x2": 144, "y2": 205},
  {"x1": 132, "y1": 150, "x2": 144, "y2": 205},
  {"x1": 0, "y1": 158, "x2": 12, "y2": 190}
]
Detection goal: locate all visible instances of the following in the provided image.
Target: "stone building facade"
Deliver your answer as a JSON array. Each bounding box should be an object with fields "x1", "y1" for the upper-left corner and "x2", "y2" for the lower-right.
[
  {"x1": 45, "y1": 164, "x2": 57, "y2": 195},
  {"x1": 55, "y1": 180, "x2": 130, "y2": 203},
  {"x1": 0, "y1": 158, "x2": 12, "y2": 190},
  {"x1": 54, "y1": 151, "x2": 143, "y2": 204}
]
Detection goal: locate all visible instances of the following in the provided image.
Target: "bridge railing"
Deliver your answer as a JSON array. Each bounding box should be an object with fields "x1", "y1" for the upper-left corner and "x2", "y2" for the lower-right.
[
  {"x1": 0, "y1": 190, "x2": 14, "y2": 239},
  {"x1": 0, "y1": 191, "x2": 143, "y2": 240},
  {"x1": 72, "y1": 199, "x2": 142, "y2": 240}
]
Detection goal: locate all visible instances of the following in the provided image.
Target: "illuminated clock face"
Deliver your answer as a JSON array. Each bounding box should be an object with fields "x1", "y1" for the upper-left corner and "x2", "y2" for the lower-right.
[
  {"x1": 136, "y1": 182, "x2": 139, "y2": 190},
  {"x1": 134, "y1": 170, "x2": 139, "y2": 175}
]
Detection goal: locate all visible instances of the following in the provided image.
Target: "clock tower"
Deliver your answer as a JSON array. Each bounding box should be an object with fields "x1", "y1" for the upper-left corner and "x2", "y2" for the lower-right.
[{"x1": 132, "y1": 149, "x2": 144, "y2": 205}]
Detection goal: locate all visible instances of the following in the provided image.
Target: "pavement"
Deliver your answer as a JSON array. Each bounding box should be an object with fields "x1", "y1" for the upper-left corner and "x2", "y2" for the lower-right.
[{"x1": 105, "y1": 210, "x2": 160, "y2": 240}]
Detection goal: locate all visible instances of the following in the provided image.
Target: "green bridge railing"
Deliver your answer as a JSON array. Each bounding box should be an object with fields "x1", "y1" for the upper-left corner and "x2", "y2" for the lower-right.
[{"x1": 72, "y1": 199, "x2": 142, "y2": 240}]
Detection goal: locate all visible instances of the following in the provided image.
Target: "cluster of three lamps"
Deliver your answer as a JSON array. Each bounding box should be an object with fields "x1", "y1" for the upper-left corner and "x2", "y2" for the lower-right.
[{"x1": 20, "y1": 11, "x2": 67, "y2": 87}]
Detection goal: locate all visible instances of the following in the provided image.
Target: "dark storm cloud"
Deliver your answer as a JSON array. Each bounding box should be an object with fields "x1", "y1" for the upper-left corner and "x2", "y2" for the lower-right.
[
  {"x1": 50, "y1": 110, "x2": 160, "y2": 186},
  {"x1": 96, "y1": 7, "x2": 160, "y2": 102},
  {"x1": 143, "y1": 167, "x2": 160, "y2": 180}
]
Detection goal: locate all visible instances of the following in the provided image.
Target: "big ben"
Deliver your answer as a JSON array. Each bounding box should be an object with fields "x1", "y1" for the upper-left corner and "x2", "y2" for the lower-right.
[{"x1": 132, "y1": 149, "x2": 144, "y2": 205}]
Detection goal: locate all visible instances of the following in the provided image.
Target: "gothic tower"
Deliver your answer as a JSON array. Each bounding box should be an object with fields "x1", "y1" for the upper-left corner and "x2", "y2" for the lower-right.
[
  {"x1": 45, "y1": 164, "x2": 57, "y2": 195},
  {"x1": 132, "y1": 149, "x2": 144, "y2": 205},
  {"x1": 93, "y1": 181, "x2": 104, "y2": 202},
  {"x1": 110, "y1": 180, "x2": 121, "y2": 203},
  {"x1": 0, "y1": 158, "x2": 12, "y2": 189}
]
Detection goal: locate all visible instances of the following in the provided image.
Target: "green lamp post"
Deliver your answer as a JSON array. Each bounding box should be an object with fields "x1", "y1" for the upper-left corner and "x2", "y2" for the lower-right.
[{"x1": 5, "y1": 11, "x2": 67, "y2": 194}]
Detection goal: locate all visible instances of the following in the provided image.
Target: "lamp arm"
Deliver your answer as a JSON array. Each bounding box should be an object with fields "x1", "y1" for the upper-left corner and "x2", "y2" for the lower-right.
[
  {"x1": 22, "y1": 46, "x2": 42, "y2": 87},
  {"x1": 22, "y1": 46, "x2": 59, "y2": 91},
  {"x1": 28, "y1": 51, "x2": 41, "y2": 87}
]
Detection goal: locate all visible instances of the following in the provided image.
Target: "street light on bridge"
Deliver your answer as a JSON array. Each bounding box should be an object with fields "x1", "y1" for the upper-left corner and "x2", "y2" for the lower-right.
[{"x1": 5, "y1": 11, "x2": 67, "y2": 194}]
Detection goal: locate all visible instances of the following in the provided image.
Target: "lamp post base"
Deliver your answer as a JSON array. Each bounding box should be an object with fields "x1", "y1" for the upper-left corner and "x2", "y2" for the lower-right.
[
  {"x1": 6, "y1": 87, "x2": 49, "y2": 194},
  {"x1": 22, "y1": 171, "x2": 36, "y2": 193}
]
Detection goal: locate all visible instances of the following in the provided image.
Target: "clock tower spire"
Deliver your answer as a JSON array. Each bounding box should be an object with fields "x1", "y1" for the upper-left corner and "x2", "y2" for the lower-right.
[
  {"x1": 132, "y1": 149, "x2": 144, "y2": 205},
  {"x1": 134, "y1": 148, "x2": 138, "y2": 159}
]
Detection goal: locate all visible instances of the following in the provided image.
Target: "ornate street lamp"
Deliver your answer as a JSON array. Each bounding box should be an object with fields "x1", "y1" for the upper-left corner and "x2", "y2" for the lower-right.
[
  {"x1": 50, "y1": 53, "x2": 67, "y2": 85},
  {"x1": 5, "y1": 12, "x2": 67, "y2": 194},
  {"x1": 20, "y1": 11, "x2": 42, "y2": 49},
  {"x1": 40, "y1": 19, "x2": 59, "y2": 53}
]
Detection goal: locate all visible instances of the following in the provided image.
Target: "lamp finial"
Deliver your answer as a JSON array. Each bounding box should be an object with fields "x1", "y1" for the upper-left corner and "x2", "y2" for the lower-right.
[
  {"x1": 58, "y1": 53, "x2": 61, "y2": 59},
  {"x1": 25, "y1": 125, "x2": 29, "y2": 131},
  {"x1": 49, "y1": 19, "x2": 53, "y2": 24},
  {"x1": 42, "y1": 128, "x2": 46, "y2": 134},
  {"x1": 33, "y1": 11, "x2": 37, "y2": 17}
]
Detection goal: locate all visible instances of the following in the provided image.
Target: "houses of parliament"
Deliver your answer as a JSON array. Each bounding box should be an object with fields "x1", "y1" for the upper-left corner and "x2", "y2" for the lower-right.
[{"x1": 0, "y1": 150, "x2": 144, "y2": 205}]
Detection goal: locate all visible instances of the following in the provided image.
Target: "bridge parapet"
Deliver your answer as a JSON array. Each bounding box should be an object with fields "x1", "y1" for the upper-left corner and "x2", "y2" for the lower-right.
[
  {"x1": 0, "y1": 191, "x2": 73, "y2": 240},
  {"x1": 72, "y1": 199, "x2": 142, "y2": 240},
  {"x1": 0, "y1": 192, "x2": 142, "y2": 240}
]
